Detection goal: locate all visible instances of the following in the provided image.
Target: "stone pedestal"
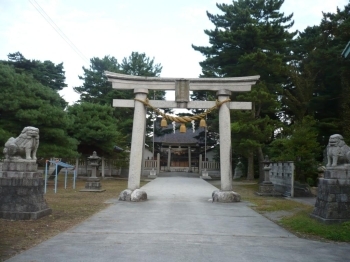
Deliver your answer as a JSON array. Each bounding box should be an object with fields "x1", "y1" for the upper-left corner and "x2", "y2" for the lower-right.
[
  {"x1": 148, "y1": 169, "x2": 157, "y2": 179},
  {"x1": 311, "y1": 166, "x2": 350, "y2": 224},
  {"x1": 80, "y1": 177, "x2": 106, "y2": 192},
  {"x1": 0, "y1": 160, "x2": 52, "y2": 220},
  {"x1": 256, "y1": 181, "x2": 277, "y2": 196},
  {"x1": 200, "y1": 170, "x2": 212, "y2": 180}
]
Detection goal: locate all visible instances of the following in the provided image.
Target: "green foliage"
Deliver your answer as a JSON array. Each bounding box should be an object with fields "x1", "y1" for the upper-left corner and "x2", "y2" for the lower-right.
[
  {"x1": 66, "y1": 102, "x2": 124, "y2": 157},
  {"x1": 0, "y1": 63, "x2": 78, "y2": 157},
  {"x1": 192, "y1": 0, "x2": 296, "y2": 79},
  {"x1": 74, "y1": 55, "x2": 125, "y2": 105},
  {"x1": 74, "y1": 52, "x2": 163, "y2": 105},
  {"x1": 74, "y1": 52, "x2": 164, "y2": 148},
  {"x1": 293, "y1": 3, "x2": 350, "y2": 145},
  {"x1": 268, "y1": 116, "x2": 321, "y2": 182},
  {"x1": 192, "y1": 0, "x2": 295, "y2": 179},
  {"x1": 282, "y1": 63, "x2": 316, "y2": 123},
  {"x1": 6, "y1": 52, "x2": 67, "y2": 91},
  {"x1": 281, "y1": 211, "x2": 350, "y2": 242},
  {"x1": 121, "y1": 52, "x2": 162, "y2": 77}
]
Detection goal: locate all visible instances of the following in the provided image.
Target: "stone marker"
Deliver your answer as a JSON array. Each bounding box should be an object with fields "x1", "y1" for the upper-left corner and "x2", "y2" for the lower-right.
[
  {"x1": 0, "y1": 127, "x2": 52, "y2": 220},
  {"x1": 233, "y1": 158, "x2": 244, "y2": 179}
]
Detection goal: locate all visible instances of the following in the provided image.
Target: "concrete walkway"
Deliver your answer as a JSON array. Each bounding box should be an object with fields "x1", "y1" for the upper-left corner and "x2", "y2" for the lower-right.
[{"x1": 6, "y1": 177, "x2": 350, "y2": 262}]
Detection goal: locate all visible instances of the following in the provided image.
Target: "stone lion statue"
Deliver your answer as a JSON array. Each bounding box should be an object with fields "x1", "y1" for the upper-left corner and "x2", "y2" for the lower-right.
[
  {"x1": 3, "y1": 126, "x2": 39, "y2": 160},
  {"x1": 326, "y1": 134, "x2": 350, "y2": 167}
]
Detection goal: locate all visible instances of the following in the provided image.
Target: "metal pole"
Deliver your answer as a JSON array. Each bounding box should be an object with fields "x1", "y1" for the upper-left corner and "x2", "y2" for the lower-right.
[
  {"x1": 44, "y1": 160, "x2": 48, "y2": 193},
  {"x1": 204, "y1": 124, "x2": 207, "y2": 162},
  {"x1": 290, "y1": 161, "x2": 294, "y2": 198},
  {"x1": 64, "y1": 168, "x2": 67, "y2": 189},
  {"x1": 153, "y1": 90, "x2": 155, "y2": 160},
  {"x1": 54, "y1": 163, "x2": 58, "y2": 193},
  {"x1": 204, "y1": 92, "x2": 207, "y2": 166},
  {"x1": 73, "y1": 169, "x2": 76, "y2": 189}
]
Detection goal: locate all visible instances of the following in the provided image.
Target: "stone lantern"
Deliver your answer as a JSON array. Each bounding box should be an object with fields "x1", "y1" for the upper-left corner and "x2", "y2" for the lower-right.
[
  {"x1": 80, "y1": 151, "x2": 105, "y2": 192},
  {"x1": 256, "y1": 155, "x2": 275, "y2": 196}
]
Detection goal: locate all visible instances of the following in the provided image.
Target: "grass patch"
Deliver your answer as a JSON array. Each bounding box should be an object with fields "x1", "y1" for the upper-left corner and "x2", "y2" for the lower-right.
[
  {"x1": 0, "y1": 177, "x2": 148, "y2": 261},
  {"x1": 232, "y1": 183, "x2": 309, "y2": 212},
  {"x1": 210, "y1": 180, "x2": 350, "y2": 243},
  {"x1": 281, "y1": 210, "x2": 350, "y2": 242}
]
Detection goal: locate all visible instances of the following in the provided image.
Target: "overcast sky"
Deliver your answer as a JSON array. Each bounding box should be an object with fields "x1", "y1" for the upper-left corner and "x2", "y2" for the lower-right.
[{"x1": 1, "y1": 0, "x2": 348, "y2": 104}]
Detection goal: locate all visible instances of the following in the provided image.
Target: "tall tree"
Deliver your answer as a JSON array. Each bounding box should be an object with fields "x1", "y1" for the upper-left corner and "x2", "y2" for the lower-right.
[
  {"x1": 6, "y1": 52, "x2": 67, "y2": 91},
  {"x1": 74, "y1": 52, "x2": 165, "y2": 146},
  {"x1": 268, "y1": 116, "x2": 321, "y2": 184},
  {"x1": 121, "y1": 52, "x2": 162, "y2": 77},
  {"x1": 192, "y1": 0, "x2": 296, "y2": 179},
  {"x1": 74, "y1": 55, "x2": 122, "y2": 105},
  {"x1": 66, "y1": 102, "x2": 124, "y2": 157},
  {"x1": 292, "y1": 3, "x2": 350, "y2": 145},
  {"x1": 0, "y1": 63, "x2": 77, "y2": 157}
]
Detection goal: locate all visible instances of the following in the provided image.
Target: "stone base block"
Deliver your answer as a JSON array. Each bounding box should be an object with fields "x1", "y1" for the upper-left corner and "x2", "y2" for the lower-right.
[
  {"x1": 119, "y1": 189, "x2": 147, "y2": 202},
  {"x1": 310, "y1": 213, "x2": 350, "y2": 224},
  {"x1": 212, "y1": 190, "x2": 241, "y2": 203},
  {"x1": 0, "y1": 208, "x2": 52, "y2": 220},
  {"x1": 200, "y1": 170, "x2": 212, "y2": 180},
  {"x1": 80, "y1": 177, "x2": 105, "y2": 192},
  {"x1": 0, "y1": 177, "x2": 51, "y2": 220},
  {"x1": 0, "y1": 171, "x2": 43, "y2": 179},
  {"x1": 324, "y1": 166, "x2": 350, "y2": 180},
  {"x1": 311, "y1": 177, "x2": 350, "y2": 223},
  {"x1": 256, "y1": 182, "x2": 281, "y2": 196},
  {"x1": 148, "y1": 169, "x2": 157, "y2": 179},
  {"x1": 2, "y1": 160, "x2": 38, "y2": 172},
  {"x1": 80, "y1": 188, "x2": 106, "y2": 192}
]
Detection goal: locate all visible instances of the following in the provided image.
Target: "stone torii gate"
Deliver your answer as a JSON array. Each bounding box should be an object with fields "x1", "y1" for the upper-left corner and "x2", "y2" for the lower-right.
[{"x1": 106, "y1": 72, "x2": 259, "y2": 202}]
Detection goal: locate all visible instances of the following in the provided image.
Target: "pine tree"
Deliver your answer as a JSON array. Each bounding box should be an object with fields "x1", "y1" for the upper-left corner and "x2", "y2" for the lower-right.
[
  {"x1": 74, "y1": 52, "x2": 164, "y2": 146},
  {"x1": 292, "y1": 3, "x2": 350, "y2": 145},
  {"x1": 192, "y1": 0, "x2": 296, "y2": 179}
]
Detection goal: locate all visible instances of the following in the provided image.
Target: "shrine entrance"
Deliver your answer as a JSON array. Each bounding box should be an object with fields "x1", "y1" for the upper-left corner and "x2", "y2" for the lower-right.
[{"x1": 106, "y1": 72, "x2": 259, "y2": 202}]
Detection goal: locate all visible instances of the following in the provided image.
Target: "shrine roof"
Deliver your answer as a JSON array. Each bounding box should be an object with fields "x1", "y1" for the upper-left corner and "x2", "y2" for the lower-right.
[{"x1": 154, "y1": 124, "x2": 203, "y2": 145}]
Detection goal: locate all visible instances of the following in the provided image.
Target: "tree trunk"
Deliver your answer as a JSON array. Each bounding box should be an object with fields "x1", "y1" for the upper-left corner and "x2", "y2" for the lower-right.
[
  {"x1": 246, "y1": 150, "x2": 254, "y2": 180},
  {"x1": 257, "y1": 147, "x2": 265, "y2": 183}
]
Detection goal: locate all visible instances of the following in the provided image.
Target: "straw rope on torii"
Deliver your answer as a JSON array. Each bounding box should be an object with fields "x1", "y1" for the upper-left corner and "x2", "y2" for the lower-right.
[{"x1": 134, "y1": 97, "x2": 231, "y2": 124}]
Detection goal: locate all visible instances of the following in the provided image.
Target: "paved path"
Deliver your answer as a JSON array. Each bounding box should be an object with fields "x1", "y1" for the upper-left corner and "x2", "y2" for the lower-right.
[{"x1": 6, "y1": 177, "x2": 350, "y2": 262}]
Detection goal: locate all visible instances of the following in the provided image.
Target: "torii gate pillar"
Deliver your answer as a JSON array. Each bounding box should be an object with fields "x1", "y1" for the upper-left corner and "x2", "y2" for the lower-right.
[
  {"x1": 128, "y1": 88, "x2": 148, "y2": 190},
  {"x1": 217, "y1": 90, "x2": 233, "y2": 191}
]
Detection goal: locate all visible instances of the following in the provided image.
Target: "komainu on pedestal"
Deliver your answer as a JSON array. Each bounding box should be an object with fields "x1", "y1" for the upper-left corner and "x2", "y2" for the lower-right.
[
  {"x1": 0, "y1": 126, "x2": 52, "y2": 220},
  {"x1": 311, "y1": 134, "x2": 350, "y2": 224}
]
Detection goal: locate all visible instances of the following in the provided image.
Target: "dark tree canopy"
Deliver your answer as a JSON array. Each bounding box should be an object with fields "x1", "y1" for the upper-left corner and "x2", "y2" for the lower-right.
[
  {"x1": 74, "y1": 52, "x2": 165, "y2": 145},
  {"x1": 121, "y1": 52, "x2": 162, "y2": 77},
  {"x1": 291, "y1": 3, "x2": 350, "y2": 144},
  {"x1": 6, "y1": 52, "x2": 67, "y2": 91},
  {"x1": 0, "y1": 63, "x2": 77, "y2": 157},
  {"x1": 66, "y1": 102, "x2": 124, "y2": 157}
]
